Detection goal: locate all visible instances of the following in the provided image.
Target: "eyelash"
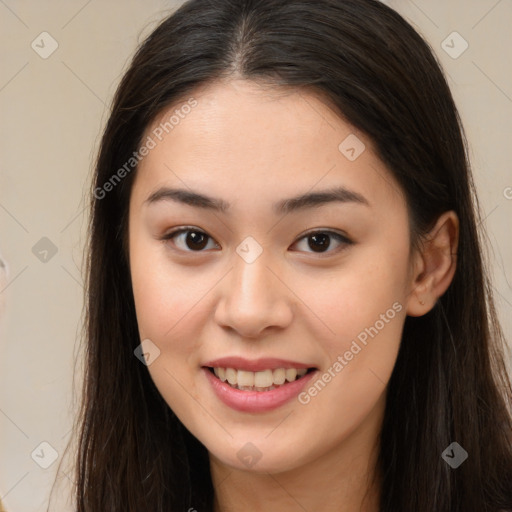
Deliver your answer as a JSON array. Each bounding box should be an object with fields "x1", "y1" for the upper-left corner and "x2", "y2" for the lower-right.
[{"x1": 160, "y1": 226, "x2": 354, "y2": 256}]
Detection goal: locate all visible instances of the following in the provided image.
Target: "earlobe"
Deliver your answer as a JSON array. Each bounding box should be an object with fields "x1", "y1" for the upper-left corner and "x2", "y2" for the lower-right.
[{"x1": 406, "y1": 211, "x2": 459, "y2": 317}]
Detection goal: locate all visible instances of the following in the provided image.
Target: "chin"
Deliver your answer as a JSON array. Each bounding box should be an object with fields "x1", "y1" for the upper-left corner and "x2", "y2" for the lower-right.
[{"x1": 206, "y1": 435, "x2": 311, "y2": 475}]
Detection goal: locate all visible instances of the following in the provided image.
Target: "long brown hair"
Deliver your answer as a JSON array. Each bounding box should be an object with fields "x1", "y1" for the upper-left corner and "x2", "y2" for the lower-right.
[{"x1": 61, "y1": 0, "x2": 512, "y2": 510}]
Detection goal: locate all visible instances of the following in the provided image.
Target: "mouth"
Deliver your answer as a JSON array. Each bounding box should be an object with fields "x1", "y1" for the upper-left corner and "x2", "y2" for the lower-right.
[
  {"x1": 204, "y1": 366, "x2": 317, "y2": 392},
  {"x1": 201, "y1": 356, "x2": 319, "y2": 412}
]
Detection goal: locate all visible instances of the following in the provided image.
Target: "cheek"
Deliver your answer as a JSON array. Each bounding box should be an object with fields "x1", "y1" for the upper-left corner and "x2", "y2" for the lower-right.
[
  {"x1": 129, "y1": 242, "x2": 215, "y2": 415},
  {"x1": 130, "y1": 235, "x2": 202, "y2": 339},
  {"x1": 296, "y1": 243, "x2": 409, "y2": 351},
  {"x1": 291, "y1": 241, "x2": 408, "y2": 416},
  {"x1": 129, "y1": 245, "x2": 209, "y2": 417}
]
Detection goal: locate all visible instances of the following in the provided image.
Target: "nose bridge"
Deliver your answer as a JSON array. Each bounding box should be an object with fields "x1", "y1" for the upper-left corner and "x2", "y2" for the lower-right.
[
  {"x1": 229, "y1": 247, "x2": 275, "y2": 310},
  {"x1": 215, "y1": 244, "x2": 292, "y2": 336}
]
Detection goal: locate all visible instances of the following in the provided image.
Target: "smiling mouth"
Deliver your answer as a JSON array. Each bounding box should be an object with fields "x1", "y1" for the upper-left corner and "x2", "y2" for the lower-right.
[{"x1": 205, "y1": 366, "x2": 317, "y2": 392}]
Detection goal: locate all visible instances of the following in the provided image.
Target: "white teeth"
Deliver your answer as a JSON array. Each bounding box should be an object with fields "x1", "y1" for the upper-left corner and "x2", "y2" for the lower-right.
[
  {"x1": 254, "y1": 369, "x2": 273, "y2": 388},
  {"x1": 225, "y1": 368, "x2": 237, "y2": 385},
  {"x1": 285, "y1": 368, "x2": 297, "y2": 382},
  {"x1": 210, "y1": 366, "x2": 310, "y2": 391},
  {"x1": 237, "y1": 370, "x2": 254, "y2": 387},
  {"x1": 273, "y1": 368, "x2": 286, "y2": 385},
  {"x1": 214, "y1": 367, "x2": 227, "y2": 382}
]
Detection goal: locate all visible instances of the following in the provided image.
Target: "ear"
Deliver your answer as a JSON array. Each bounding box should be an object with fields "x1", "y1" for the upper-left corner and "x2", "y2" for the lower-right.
[{"x1": 406, "y1": 210, "x2": 459, "y2": 317}]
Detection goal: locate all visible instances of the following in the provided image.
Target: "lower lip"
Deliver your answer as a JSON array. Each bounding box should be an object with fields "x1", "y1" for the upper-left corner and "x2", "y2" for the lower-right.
[{"x1": 202, "y1": 367, "x2": 317, "y2": 413}]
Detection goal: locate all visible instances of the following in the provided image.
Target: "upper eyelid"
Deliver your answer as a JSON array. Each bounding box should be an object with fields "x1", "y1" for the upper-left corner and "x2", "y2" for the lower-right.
[{"x1": 163, "y1": 226, "x2": 350, "y2": 239}]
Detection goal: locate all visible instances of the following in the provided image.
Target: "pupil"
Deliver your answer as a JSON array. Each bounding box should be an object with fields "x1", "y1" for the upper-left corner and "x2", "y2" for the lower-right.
[
  {"x1": 309, "y1": 233, "x2": 330, "y2": 252},
  {"x1": 187, "y1": 231, "x2": 208, "y2": 250}
]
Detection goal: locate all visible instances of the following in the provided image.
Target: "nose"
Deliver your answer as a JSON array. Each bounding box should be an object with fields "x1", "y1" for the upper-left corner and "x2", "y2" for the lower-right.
[{"x1": 214, "y1": 251, "x2": 293, "y2": 339}]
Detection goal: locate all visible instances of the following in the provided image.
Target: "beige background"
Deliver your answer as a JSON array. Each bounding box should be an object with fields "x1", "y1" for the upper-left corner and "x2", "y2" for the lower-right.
[{"x1": 0, "y1": 0, "x2": 511, "y2": 510}]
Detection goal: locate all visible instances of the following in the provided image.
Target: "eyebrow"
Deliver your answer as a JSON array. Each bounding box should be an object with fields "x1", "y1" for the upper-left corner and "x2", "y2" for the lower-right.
[{"x1": 144, "y1": 185, "x2": 370, "y2": 214}]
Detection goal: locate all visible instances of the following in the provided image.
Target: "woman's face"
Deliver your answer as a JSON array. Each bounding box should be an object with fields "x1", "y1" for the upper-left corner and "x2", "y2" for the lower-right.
[{"x1": 128, "y1": 79, "x2": 414, "y2": 474}]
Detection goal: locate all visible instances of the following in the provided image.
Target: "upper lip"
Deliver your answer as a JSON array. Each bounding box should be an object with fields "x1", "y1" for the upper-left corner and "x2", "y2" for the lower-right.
[{"x1": 203, "y1": 357, "x2": 316, "y2": 372}]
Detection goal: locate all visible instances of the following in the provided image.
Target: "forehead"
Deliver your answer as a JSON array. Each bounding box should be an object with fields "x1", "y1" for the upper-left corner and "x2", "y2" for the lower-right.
[{"x1": 131, "y1": 79, "x2": 404, "y2": 212}]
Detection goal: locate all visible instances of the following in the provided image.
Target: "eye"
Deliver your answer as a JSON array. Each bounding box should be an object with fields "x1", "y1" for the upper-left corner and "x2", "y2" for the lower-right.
[
  {"x1": 161, "y1": 227, "x2": 353, "y2": 255},
  {"x1": 161, "y1": 227, "x2": 220, "y2": 252},
  {"x1": 291, "y1": 230, "x2": 353, "y2": 255}
]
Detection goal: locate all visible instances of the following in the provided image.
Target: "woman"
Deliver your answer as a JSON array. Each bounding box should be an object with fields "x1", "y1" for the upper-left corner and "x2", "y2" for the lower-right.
[{"x1": 66, "y1": 0, "x2": 512, "y2": 510}]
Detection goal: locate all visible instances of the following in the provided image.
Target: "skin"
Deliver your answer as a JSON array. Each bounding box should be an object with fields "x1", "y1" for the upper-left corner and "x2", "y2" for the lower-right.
[{"x1": 128, "y1": 79, "x2": 459, "y2": 511}]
